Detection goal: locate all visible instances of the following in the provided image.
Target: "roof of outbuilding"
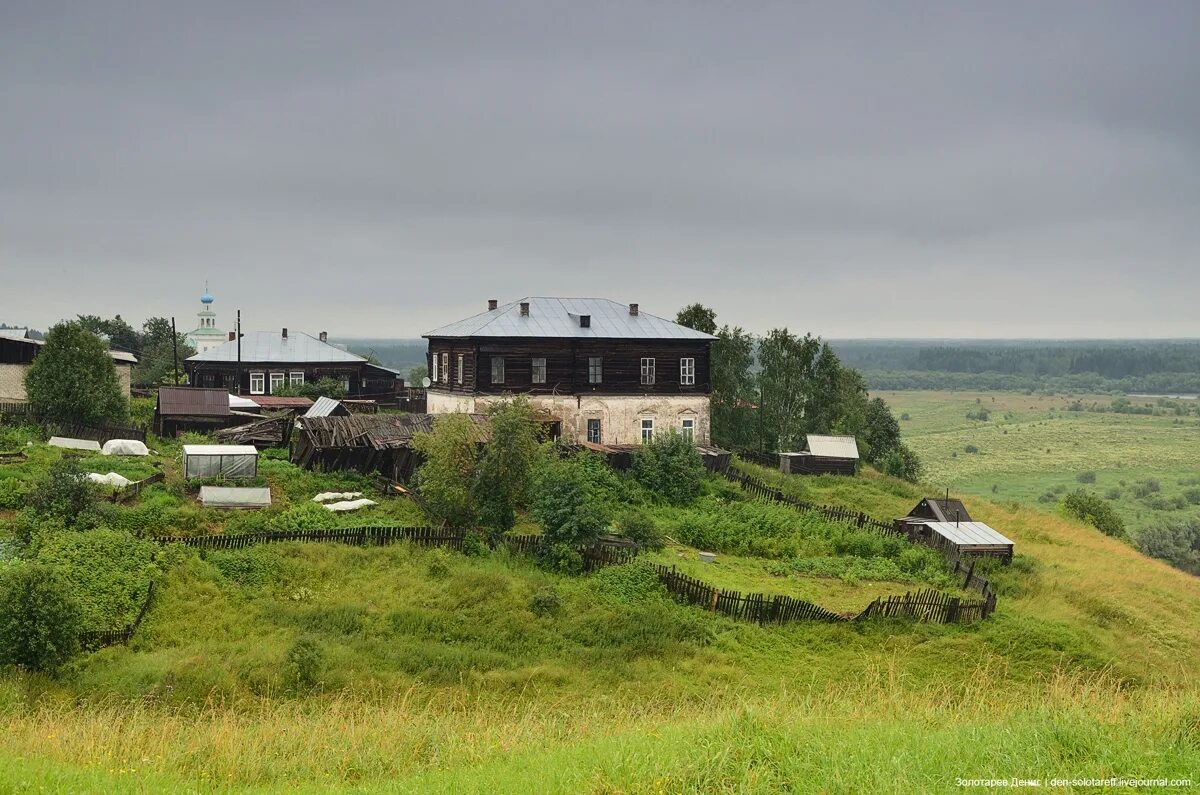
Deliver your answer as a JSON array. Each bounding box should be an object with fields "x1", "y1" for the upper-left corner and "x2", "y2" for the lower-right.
[
  {"x1": 157, "y1": 387, "x2": 231, "y2": 417},
  {"x1": 182, "y1": 444, "x2": 259, "y2": 456},
  {"x1": 806, "y1": 435, "x2": 860, "y2": 459},
  {"x1": 0, "y1": 333, "x2": 137, "y2": 364},
  {"x1": 186, "y1": 331, "x2": 365, "y2": 364},
  {"x1": 423, "y1": 298, "x2": 717, "y2": 340},
  {"x1": 0, "y1": 329, "x2": 31, "y2": 340},
  {"x1": 920, "y1": 521, "x2": 1014, "y2": 548},
  {"x1": 249, "y1": 396, "x2": 315, "y2": 409},
  {"x1": 303, "y1": 396, "x2": 347, "y2": 418},
  {"x1": 910, "y1": 498, "x2": 973, "y2": 523}
]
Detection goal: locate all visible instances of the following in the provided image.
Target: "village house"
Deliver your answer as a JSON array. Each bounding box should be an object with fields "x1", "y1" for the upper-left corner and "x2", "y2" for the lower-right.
[
  {"x1": 184, "y1": 328, "x2": 402, "y2": 398},
  {"x1": 423, "y1": 297, "x2": 715, "y2": 445},
  {"x1": 0, "y1": 329, "x2": 136, "y2": 402}
]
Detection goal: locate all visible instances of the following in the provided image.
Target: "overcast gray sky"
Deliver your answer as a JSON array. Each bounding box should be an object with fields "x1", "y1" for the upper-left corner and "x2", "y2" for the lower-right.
[{"x1": 1, "y1": 2, "x2": 1197, "y2": 339}]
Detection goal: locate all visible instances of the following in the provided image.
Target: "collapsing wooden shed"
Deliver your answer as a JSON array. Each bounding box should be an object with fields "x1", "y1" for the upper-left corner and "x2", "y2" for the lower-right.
[
  {"x1": 779, "y1": 435, "x2": 860, "y2": 476},
  {"x1": 292, "y1": 413, "x2": 489, "y2": 483}
]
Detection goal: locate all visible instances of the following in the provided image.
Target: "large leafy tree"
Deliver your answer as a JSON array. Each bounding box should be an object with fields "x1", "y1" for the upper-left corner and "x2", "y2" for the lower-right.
[
  {"x1": 710, "y1": 324, "x2": 758, "y2": 451},
  {"x1": 411, "y1": 414, "x2": 484, "y2": 528},
  {"x1": 76, "y1": 314, "x2": 139, "y2": 353},
  {"x1": 473, "y1": 398, "x2": 543, "y2": 534},
  {"x1": 674, "y1": 303, "x2": 718, "y2": 336},
  {"x1": 756, "y1": 328, "x2": 825, "y2": 451},
  {"x1": 24, "y1": 321, "x2": 128, "y2": 425},
  {"x1": 132, "y1": 317, "x2": 195, "y2": 386}
]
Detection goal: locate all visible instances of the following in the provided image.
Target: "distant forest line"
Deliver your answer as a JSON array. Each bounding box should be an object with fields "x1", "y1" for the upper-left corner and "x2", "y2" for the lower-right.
[{"x1": 829, "y1": 340, "x2": 1200, "y2": 394}]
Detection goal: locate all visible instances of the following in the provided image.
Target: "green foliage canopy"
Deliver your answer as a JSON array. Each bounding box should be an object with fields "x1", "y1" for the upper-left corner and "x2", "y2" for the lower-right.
[
  {"x1": 24, "y1": 321, "x2": 128, "y2": 425},
  {"x1": 0, "y1": 563, "x2": 83, "y2": 673}
]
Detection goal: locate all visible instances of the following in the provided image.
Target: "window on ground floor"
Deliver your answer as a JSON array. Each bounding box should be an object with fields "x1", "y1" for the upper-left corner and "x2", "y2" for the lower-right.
[
  {"x1": 640, "y1": 417, "x2": 654, "y2": 442},
  {"x1": 587, "y1": 418, "x2": 602, "y2": 444},
  {"x1": 250, "y1": 372, "x2": 265, "y2": 395},
  {"x1": 269, "y1": 372, "x2": 285, "y2": 394},
  {"x1": 680, "y1": 417, "x2": 695, "y2": 443},
  {"x1": 289, "y1": 370, "x2": 305, "y2": 386}
]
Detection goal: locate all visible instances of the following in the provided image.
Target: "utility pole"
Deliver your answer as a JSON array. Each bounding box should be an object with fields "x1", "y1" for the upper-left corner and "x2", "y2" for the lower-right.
[
  {"x1": 236, "y1": 309, "x2": 242, "y2": 395},
  {"x1": 171, "y1": 317, "x2": 179, "y2": 385}
]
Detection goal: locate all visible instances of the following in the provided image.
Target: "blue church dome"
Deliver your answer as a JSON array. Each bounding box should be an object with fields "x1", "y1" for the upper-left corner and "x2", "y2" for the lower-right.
[{"x1": 200, "y1": 292, "x2": 214, "y2": 305}]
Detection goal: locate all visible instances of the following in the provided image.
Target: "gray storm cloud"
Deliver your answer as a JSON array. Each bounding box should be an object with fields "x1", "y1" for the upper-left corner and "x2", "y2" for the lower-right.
[{"x1": 1, "y1": 1, "x2": 1197, "y2": 338}]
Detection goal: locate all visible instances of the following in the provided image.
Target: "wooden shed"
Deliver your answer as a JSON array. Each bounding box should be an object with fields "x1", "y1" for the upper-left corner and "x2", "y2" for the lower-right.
[
  {"x1": 779, "y1": 435, "x2": 860, "y2": 476},
  {"x1": 154, "y1": 387, "x2": 233, "y2": 436},
  {"x1": 905, "y1": 497, "x2": 973, "y2": 524}
]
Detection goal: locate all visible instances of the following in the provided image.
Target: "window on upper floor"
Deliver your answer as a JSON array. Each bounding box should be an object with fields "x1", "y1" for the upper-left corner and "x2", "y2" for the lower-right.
[
  {"x1": 491, "y1": 357, "x2": 505, "y2": 384},
  {"x1": 588, "y1": 357, "x2": 602, "y2": 384},
  {"x1": 640, "y1": 357, "x2": 655, "y2": 386},
  {"x1": 680, "y1": 357, "x2": 695, "y2": 386},
  {"x1": 531, "y1": 357, "x2": 546, "y2": 384},
  {"x1": 431, "y1": 353, "x2": 439, "y2": 383}
]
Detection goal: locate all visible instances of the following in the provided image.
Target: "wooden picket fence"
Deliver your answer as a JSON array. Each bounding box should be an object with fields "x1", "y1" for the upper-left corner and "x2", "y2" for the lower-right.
[
  {"x1": 722, "y1": 467, "x2": 903, "y2": 537},
  {"x1": 650, "y1": 563, "x2": 846, "y2": 624},
  {"x1": 109, "y1": 472, "x2": 166, "y2": 503},
  {"x1": 156, "y1": 525, "x2": 465, "y2": 551},
  {"x1": 0, "y1": 403, "x2": 146, "y2": 443},
  {"x1": 79, "y1": 581, "x2": 156, "y2": 650},
  {"x1": 857, "y1": 588, "x2": 991, "y2": 623}
]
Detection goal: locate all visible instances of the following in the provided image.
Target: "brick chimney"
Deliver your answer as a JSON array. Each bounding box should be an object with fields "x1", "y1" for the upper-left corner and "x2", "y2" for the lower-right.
[
  {"x1": 228, "y1": 331, "x2": 236, "y2": 341},
  {"x1": 579, "y1": 314, "x2": 591, "y2": 328},
  {"x1": 519, "y1": 302, "x2": 530, "y2": 316},
  {"x1": 282, "y1": 327, "x2": 288, "y2": 339},
  {"x1": 628, "y1": 303, "x2": 639, "y2": 316},
  {"x1": 319, "y1": 331, "x2": 328, "y2": 343},
  {"x1": 488, "y1": 299, "x2": 498, "y2": 311}
]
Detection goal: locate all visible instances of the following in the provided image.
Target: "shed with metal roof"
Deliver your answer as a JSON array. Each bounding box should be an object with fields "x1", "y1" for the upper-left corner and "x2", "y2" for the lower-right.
[
  {"x1": 780, "y1": 435, "x2": 861, "y2": 476},
  {"x1": 154, "y1": 387, "x2": 234, "y2": 436},
  {"x1": 897, "y1": 518, "x2": 1014, "y2": 562}
]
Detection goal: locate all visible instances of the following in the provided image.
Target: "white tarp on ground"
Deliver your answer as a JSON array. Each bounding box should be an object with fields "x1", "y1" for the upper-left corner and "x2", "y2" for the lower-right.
[
  {"x1": 323, "y1": 498, "x2": 377, "y2": 513},
  {"x1": 102, "y1": 439, "x2": 149, "y2": 457},
  {"x1": 312, "y1": 491, "x2": 364, "y2": 503},
  {"x1": 48, "y1": 436, "x2": 102, "y2": 452},
  {"x1": 200, "y1": 486, "x2": 272, "y2": 509},
  {"x1": 86, "y1": 472, "x2": 133, "y2": 487},
  {"x1": 181, "y1": 444, "x2": 259, "y2": 479}
]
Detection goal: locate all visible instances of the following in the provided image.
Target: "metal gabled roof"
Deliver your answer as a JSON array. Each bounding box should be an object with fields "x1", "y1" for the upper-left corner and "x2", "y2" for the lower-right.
[
  {"x1": 304, "y1": 396, "x2": 346, "y2": 418},
  {"x1": 423, "y1": 297, "x2": 717, "y2": 340},
  {"x1": 186, "y1": 331, "x2": 365, "y2": 364},
  {"x1": 806, "y1": 435, "x2": 860, "y2": 459},
  {"x1": 922, "y1": 521, "x2": 1014, "y2": 548},
  {"x1": 157, "y1": 386, "x2": 230, "y2": 417}
]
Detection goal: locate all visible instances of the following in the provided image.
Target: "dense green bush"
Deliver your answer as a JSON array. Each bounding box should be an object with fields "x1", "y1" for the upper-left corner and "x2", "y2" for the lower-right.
[
  {"x1": 529, "y1": 587, "x2": 561, "y2": 617},
  {"x1": 589, "y1": 560, "x2": 667, "y2": 603},
  {"x1": 285, "y1": 635, "x2": 326, "y2": 690},
  {"x1": 33, "y1": 529, "x2": 158, "y2": 631},
  {"x1": 1137, "y1": 522, "x2": 1200, "y2": 576},
  {"x1": 28, "y1": 458, "x2": 99, "y2": 531},
  {"x1": 1062, "y1": 490, "x2": 1127, "y2": 539},
  {"x1": 412, "y1": 414, "x2": 483, "y2": 529},
  {"x1": 631, "y1": 432, "x2": 705, "y2": 505},
  {"x1": 879, "y1": 444, "x2": 923, "y2": 483},
  {"x1": 1077, "y1": 471, "x2": 1096, "y2": 484},
  {"x1": 615, "y1": 508, "x2": 666, "y2": 550},
  {"x1": 532, "y1": 455, "x2": 611, "y2": 548},
  {"x1": 0, "y1": 564, "x2": 83, "y2": 673}
]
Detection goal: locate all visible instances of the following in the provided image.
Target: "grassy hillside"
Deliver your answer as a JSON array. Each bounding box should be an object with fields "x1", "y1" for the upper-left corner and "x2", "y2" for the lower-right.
[
  {"x1": 880, "y1": 390, "x2": 1200, "y2": 537},
  {"x1": 2, "y1": 453, "x2": 1199, "y2": 791}
]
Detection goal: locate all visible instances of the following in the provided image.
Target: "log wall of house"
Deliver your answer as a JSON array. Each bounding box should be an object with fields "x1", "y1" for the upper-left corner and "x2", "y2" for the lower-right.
[{"x1": 426, "y1": 338, "x2": 711, "y2": 397}]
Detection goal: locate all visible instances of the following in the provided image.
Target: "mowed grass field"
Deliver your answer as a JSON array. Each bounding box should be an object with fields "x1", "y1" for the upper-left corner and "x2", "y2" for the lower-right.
[{"x1": 879, "y1": 390, "x2": 1200, "y2": 534}]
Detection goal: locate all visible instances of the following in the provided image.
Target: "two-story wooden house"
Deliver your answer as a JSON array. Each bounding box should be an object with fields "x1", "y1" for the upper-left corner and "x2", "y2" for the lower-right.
[{"x1": 423, "y1": 297, "x2": 715, "y2": 445}]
